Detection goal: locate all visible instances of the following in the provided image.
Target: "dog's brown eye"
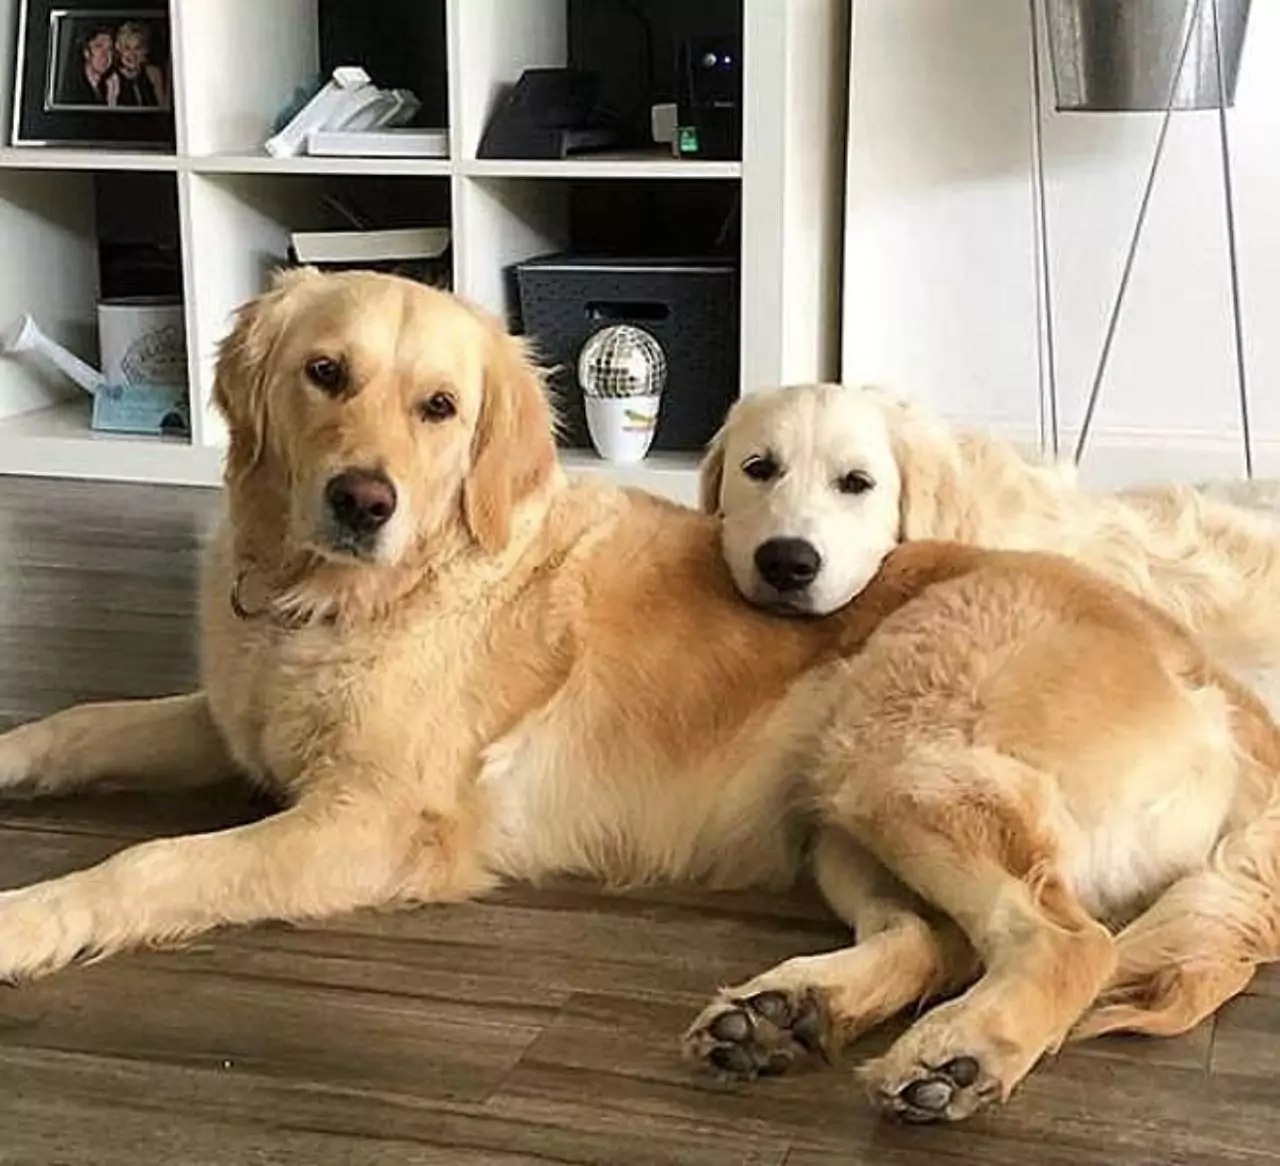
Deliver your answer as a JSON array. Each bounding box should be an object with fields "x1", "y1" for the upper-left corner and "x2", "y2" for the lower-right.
[
  {"x1": 305, "y1": 356, "x2": 346, "y2": 395},
  {"x1": 742, "y1": 454, "x2": 779, "y2": 483},
  {"x1": 837, "y1": 470, "x2": 874, "y2": 495},
  {"x1": 417, "y1": 392, "x2": 456, "y2": 423}
]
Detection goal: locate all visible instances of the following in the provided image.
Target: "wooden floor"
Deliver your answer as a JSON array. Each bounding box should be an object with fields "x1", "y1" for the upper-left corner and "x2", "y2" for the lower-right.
[{"x1": 0, "y1": 477, "x2": 1277, "y2": 1166}]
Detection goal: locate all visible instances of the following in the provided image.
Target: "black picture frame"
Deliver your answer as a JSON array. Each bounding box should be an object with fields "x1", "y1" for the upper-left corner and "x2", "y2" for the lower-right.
[{"x1": 11, "y1": 0, "x2": 175, "y2": 149}]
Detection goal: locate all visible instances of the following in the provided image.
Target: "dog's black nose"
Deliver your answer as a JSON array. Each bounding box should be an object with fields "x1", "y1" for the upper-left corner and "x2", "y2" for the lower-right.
[
  {"x1": 325, "y1": 470, "x2": 397, "y2": 536},
  {"x1": 754, "y1": 538, "x2": 823, "y2": 593}
]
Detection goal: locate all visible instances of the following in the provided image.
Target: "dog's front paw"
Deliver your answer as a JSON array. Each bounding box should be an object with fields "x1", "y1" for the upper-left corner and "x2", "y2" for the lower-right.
[
  {"x1": 683, "y1": 985, "x2": 835, "y2": 1080},
  {"x1": 0, "y1": 884, "x2": 95, "y2": 983}
]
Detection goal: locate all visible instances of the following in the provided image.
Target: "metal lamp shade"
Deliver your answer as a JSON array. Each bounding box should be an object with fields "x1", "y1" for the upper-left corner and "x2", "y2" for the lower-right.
[{"x1": 1047, "y1": 0, "x2": 1251, "y2": 111}]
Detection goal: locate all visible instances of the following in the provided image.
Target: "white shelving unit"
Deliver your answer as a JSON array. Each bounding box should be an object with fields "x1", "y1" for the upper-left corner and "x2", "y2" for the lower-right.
[{"x1": 0, "y1": 0, "x2": 848, "y2": 504}]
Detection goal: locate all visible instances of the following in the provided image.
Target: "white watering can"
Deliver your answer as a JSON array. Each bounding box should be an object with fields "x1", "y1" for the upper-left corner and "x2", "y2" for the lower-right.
[
  {"x1": 1, "y1": 297, "x2": 190, "y2": 436},
  {"x1": 2, "y1": 297, "x2": 187, "y2": 395}
]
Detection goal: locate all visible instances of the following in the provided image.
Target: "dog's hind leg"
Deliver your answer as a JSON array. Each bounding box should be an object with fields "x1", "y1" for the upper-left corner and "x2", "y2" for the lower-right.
[
  {"x1": 1074, "y1": 801, "x2": 1280, "y2": 1040},
  {"x1": 847, "y1": 746, "x2": 1117, "y2": 1124},
  {"x1": 0, "y1": 693, "x2": 239, "y2": 797},
  {"x1": 683, "y1": 829, "x2": 978, "y2": 1079}
]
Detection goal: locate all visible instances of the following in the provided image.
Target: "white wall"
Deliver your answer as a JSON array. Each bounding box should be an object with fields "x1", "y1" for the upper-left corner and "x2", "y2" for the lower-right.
[{"x1": 841, "y1": 0, "x2": 1280, "y2": 487}]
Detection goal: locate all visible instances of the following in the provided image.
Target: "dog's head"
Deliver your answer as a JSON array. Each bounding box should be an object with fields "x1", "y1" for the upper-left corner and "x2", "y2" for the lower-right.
[
  {"x1": 699, "y1": 384, "x2": 917, "y2": 616},
  {"x1": 213, "y1": 269, "x2": 557, "y2": 573}
]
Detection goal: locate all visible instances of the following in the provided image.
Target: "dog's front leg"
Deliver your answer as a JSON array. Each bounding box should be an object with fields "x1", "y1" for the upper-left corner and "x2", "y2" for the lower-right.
[
  {"x1": 0, "y1": 692, "x2": 238, "y2": 796},
  {"x1": 0, "y1": 787, "x2": 491, "y2": 982}
]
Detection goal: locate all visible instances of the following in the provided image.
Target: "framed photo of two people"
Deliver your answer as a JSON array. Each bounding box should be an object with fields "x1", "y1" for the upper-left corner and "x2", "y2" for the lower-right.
[{"x1": 12, "y1": 0, "x2": 175, "y2": 148}]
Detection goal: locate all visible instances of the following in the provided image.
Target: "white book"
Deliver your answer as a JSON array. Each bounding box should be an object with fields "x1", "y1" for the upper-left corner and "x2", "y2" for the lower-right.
[
  {"x1": 306, "y1": 128, "x2": 450, "y2": 158},
  {"x1": 290, "y1": 227, "x2": 451, "y2": 265}
]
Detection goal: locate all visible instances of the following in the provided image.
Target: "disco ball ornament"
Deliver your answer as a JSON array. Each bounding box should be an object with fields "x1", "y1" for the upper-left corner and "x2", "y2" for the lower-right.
[{"x1": 577, "y1": 324, "x2": 667, "y2": 463}]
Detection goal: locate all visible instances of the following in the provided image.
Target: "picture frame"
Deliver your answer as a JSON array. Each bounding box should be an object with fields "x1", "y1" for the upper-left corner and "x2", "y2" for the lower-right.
[{"x1": 11, "y1": 0, "x2": 175, "y2": 149}]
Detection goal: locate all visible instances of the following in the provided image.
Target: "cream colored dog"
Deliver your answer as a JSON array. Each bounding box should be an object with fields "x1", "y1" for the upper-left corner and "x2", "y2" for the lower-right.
[
  {"x1": 701, "y1": 383, "x2": 1280, "y2": 708},
  {"x1": 0, "y1": 273, "x2": 1277, "y2": 1125}
]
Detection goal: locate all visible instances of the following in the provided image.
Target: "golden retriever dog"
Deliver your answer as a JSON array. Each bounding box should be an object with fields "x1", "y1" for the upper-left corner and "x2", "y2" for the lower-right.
[
  {"x1": 700, "y1": 384, "x2": 1280, "y2": 710},
  {"x1": 0, "y1": 272, "x2": 1277, "y2": 1125}
]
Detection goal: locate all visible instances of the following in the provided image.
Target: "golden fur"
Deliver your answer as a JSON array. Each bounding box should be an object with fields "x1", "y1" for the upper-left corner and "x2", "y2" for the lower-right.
[{"x1": 0, "y1": 272, "x2": 1276, "y2": 1125}]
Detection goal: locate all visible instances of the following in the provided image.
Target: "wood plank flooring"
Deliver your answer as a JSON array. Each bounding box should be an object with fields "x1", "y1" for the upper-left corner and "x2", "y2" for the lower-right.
[{"x1": 0, "y1": 476, "x2": 1276, "y2": 1165}]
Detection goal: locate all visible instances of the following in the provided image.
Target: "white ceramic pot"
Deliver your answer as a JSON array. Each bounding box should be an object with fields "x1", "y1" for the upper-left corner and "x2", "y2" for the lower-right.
[{"x1": 585, "y1": 394, "x2": 661, "y2": 463}]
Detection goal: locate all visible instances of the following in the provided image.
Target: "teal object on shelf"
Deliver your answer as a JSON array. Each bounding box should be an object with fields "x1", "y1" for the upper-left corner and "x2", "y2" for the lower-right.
[{"x1": 91, "y1": 383, "x2": 190, "y2": 439}]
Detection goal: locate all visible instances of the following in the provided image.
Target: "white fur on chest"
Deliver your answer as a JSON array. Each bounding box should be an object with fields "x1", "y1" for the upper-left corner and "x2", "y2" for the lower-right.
[{"x1": 202, "y1": 584, "x2": 479, "y2": 798}]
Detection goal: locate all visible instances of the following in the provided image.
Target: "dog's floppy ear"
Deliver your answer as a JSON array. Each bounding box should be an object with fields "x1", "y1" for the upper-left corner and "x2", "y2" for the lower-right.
[
  {"x1": 213, "y1": 267, "x2": 319, "y2": 482},
  {"x1": 464, "y1": 327, "x2": 557, "y2": 554},
  {"x1": 895, "y1": 441, "x2": 965, "y2": 540},
  {"x1": 867, "y1": 388, "x2": 968, "y2": 541},
  {"x1": 698, "y1": 426, "x2": 727, "y2": 515}
]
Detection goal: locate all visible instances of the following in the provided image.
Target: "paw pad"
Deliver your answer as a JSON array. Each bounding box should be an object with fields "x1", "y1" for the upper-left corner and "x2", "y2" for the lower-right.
[
  {"x1": 879, "y1": 1054, "x2": 998, "y2": 1123},
  {"x1": 684, "y1": 986, "x2": 833, "y2": 1081}
]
